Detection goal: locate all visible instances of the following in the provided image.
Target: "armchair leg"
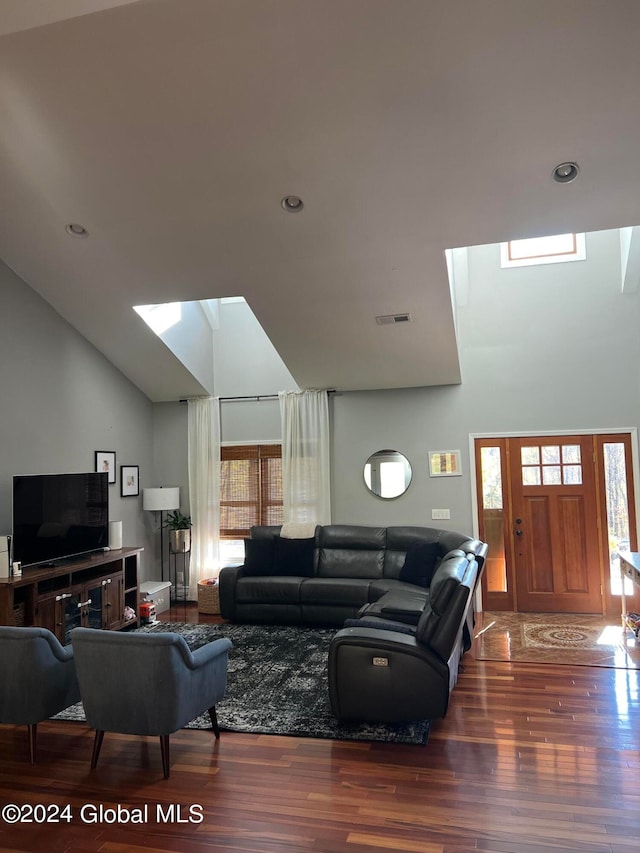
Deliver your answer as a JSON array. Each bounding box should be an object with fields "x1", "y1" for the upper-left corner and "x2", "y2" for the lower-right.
[
  {"x1": 28, "y1": 723, "x2": 37, "y2": 765},
  {"x1": 91, "y1": 730, "x2": 105, "y2": 769},
  {"x1": 160, "y1": 734, "x2": 170, "y2": 779},
  {"x1": 208, "y1": 705, "x2": 220, "y2": 738}
]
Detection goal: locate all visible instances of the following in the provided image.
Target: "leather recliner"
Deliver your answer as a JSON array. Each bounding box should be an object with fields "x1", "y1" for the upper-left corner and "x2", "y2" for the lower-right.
[{"x1": 327, "y1": 554, "x2": 479, "y2": 722}]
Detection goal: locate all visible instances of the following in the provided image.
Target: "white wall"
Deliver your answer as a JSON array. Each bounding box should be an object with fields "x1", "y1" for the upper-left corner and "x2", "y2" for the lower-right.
[
  {"x1": 0, "y1": 261, "x2": 156, "y2": 576},
  {"x1": 158, "y1": 300, "x2": 215, "y2": 394},
  {"x1": 213, "y1": 300, "x2": 299, "y2": 398}
]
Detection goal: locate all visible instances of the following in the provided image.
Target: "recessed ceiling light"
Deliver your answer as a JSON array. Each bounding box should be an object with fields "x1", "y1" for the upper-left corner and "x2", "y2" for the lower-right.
[
  {"x1": 552, "y1": 162, "x2": 580, "y2": 184},
  {"x1": 281, "y1": 195, "x2": 304, "y2": 213},
  {"x1": 65, "y1": 223, "x2": 89, "y2": 238}
]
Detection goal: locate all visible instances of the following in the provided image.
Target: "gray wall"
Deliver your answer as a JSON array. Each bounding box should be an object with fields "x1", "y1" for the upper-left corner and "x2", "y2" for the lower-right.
[
  {"x1": 151, "y1": 227, "x2": 640, "y2": 538},
  {"x1": 331, "y1": 228, "x2": 640, "y2": 531},
  {"x1": 0, "y1": 261, "x2": 155, "y2": 577}
]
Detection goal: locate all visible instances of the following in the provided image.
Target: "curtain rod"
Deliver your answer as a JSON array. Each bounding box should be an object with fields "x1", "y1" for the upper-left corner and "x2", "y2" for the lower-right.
[
  {"x1": 178, "y1": 394, "x2": 277, "y2": 403},
  {"x1": 178, "y1": 390, "x2": 336, "y2": 404}
]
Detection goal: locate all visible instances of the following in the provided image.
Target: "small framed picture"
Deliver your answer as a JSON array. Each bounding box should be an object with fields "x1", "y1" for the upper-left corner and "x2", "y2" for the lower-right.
[
  {"x1": 120, "y1": 465, "x2": 140, "y2": 497},
  {"x1": 429, "y1": 450, "x2": 462, "y2": 477},
  {"x1": 95, "y1": 451, "x2": 116, "y2": 484}
]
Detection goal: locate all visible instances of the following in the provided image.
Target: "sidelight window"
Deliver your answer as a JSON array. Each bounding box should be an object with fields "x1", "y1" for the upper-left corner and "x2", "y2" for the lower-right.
[{"x1": 478, "y1": 444, "x2": 508, "y2": 594}]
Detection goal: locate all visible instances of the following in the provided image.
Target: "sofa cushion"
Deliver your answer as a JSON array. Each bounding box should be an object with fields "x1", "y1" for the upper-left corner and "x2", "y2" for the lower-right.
[
  {"x1": 272, "y1": 536, "x2": 315, "y2": 577},
  {"x1": 316, "y1": 524, "x2": 386, "y2": 579},
  {"x1": 299, "y1": 577, "x2": 372, "y2": 606},
  {"x1": 368, "y1": 578, "x2": 429, "y2": 600},
  {"x1": 242, "y1": 537, "x2": 276, "y2": 576},
  {"x1": 363, "y1": 588, "x2": 429, "y2": 624},
  {"x1": 398, "y1": 542, "x2": 440, "y2": 587},
  {"x1": 235, "y1": 575, "x2": 304, "y2": 604}
]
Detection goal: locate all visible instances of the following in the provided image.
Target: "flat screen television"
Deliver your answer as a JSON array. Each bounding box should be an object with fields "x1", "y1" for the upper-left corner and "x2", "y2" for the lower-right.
[{"x1": 12, "y1": 472, "x2": 109, "y2": 568}]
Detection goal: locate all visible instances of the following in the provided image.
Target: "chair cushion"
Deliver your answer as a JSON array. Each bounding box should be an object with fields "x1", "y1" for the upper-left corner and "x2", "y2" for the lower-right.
[
  {"x1": 398, "y1": 542, "x2": 440, "y2": 587},
  {"x1": 242, "y1": 536, "x2": 276, "y2": 576}
]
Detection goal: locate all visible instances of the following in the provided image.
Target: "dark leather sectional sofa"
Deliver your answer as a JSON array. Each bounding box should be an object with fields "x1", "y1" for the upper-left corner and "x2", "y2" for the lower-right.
[{"x1": 219, "y1": 524, "x2": 488, "y2": 722}]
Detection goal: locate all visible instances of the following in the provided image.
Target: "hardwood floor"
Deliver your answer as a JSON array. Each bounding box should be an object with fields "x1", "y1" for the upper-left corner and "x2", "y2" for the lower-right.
[
  {"x1": 1, "y1": 607, "x2": 639, "y2": 852},
  {"x1": 474, "y1": 611, "x2": 640, "y2": 668}
]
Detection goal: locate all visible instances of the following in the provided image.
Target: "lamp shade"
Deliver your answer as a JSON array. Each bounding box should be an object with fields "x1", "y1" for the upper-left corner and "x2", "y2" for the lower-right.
[{"x1": 143, "y1": 487, "x2": 180, "y2": 512}]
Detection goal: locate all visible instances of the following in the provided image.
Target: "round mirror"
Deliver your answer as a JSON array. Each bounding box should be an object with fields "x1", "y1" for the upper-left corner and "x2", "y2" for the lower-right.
[{"x1": 363, "y1": 449, "x2": 412, "y2": 499}]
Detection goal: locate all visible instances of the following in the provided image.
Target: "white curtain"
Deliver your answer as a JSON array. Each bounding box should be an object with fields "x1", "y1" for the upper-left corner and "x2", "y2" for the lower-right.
[
  {"x1": 187, "y1": 396, "x2": 221, "y2": 597},
  {"x1": 278, "y1": 390, "x2": 331, "y2": 525}
]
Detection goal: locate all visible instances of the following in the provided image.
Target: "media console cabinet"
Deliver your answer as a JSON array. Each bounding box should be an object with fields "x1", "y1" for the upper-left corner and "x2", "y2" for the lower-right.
[{"x1": 0, "y1": 547, "x2": 142, "y2": 645}]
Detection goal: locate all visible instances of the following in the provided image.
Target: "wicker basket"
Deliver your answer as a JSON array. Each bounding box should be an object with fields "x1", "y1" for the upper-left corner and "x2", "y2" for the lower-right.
[
  {"x1": 197, "y1": 579, "x2": 220, "y2": 614},
  {"x1": 12, "y1": 602, "x2": 26, "y2": 627}
]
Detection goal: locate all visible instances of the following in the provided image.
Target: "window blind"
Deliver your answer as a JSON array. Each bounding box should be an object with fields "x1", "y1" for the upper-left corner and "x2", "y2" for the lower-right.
[{"x1": 220, "y1": 445, "x2": 283, "y2": 538}]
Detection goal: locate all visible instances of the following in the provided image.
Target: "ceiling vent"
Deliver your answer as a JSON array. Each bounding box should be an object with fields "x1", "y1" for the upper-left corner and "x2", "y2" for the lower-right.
[{"x1": 375, "y1": 313, "x2": 412, "y2": 326}]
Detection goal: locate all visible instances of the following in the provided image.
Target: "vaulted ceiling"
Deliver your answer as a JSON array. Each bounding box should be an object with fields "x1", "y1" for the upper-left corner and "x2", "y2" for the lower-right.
[{"x1": 2, "y1": 0, "x2": 640, "y2": 401}]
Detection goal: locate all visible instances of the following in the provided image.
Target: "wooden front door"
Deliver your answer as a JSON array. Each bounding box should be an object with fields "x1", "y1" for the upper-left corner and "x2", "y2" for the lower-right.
[{"x1": 510, "y1": 435, "x2": 602, "y2": 613}]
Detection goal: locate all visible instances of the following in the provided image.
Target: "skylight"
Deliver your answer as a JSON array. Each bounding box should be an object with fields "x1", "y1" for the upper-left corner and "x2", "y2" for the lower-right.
[
  {"x1": 500, "y1": 233, "x2": 586, "y2": 268},
  {"x1": 133, "y1": 302, "x2": 182, "y2": 335}
]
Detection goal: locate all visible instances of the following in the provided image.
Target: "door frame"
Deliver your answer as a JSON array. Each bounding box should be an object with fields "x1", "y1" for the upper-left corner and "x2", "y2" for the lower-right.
[{"x1": 469, "y1": 427, "x2": 640, "y2": 616}]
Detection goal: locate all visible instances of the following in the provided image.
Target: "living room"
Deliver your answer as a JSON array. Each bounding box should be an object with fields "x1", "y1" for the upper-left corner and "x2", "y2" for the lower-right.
[{"x1": 1, "y1": 2, "x2": 640, "y2": 851}]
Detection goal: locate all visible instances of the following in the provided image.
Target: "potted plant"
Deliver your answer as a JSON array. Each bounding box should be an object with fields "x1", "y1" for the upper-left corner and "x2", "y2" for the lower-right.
[{"x1": 164, "y1": 510, "x2": 192, "y2": 553}]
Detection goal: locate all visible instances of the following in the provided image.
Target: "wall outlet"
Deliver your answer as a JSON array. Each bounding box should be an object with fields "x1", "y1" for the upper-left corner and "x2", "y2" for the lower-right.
[{"x1": 432, "y1": 508, "x2": 451, "y2": 520}]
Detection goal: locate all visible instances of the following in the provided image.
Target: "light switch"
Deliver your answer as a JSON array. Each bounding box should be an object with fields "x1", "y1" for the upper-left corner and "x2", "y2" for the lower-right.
[{"x1": 432, "y1": 509, "x2": 451, "y2": 520}]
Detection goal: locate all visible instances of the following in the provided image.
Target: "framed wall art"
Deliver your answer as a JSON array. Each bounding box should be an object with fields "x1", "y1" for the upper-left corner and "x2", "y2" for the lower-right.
[
  {"x1": 428, "y1": 450, "x2": 462, "y2": 477},
  {"x1": 95, "y1": 451, "x2": 116, "y2": 484},
  {"x1": 121, "y1": 465, "x2": 139, "y2": 497}
]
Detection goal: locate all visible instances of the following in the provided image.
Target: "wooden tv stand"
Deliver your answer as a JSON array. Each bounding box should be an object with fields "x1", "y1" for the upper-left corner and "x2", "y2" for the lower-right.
[{"x1": 0, "y1": 547, "x2": 142, "y2": 645}]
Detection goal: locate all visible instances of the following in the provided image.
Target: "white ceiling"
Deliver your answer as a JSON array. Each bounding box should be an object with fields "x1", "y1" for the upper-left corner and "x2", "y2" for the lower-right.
[{"x1": 2, "y1": 0, "x2": 640, "y2": 401}]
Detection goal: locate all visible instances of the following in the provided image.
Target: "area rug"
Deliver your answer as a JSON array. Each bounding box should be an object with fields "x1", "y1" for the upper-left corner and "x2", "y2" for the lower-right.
[
  {"x1": 474, "y1": 611, "x2": 640, "y2": 669},
  {"x1": 53, "y1": 622, "x2": 430, "y2": 744},
  {"x1": 522, "y1": 622, "x2": 603, "y2": 649}
]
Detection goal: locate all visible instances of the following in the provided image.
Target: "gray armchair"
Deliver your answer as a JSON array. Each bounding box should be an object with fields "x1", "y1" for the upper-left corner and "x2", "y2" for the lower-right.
[
  {"x1": 0, "y1": 626, "x2": 80, "y2": 764},
  {"x1": 70, "y1": 627, "x2": 232, "y2": 778}
]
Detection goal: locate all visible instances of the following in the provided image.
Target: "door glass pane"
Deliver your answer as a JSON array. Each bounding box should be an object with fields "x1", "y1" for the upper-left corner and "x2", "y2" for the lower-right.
[
  {"x1": 521, "y1": 446, "x2": 540, "y2": 465},
  {"x1": 603, "y1": 442, "x2": 631, "y2": 595},
  {"x1": 63, "y1": 594, "x2": 83, "y2": 645},
  {"x1": 562, "y1": 444, "x2": 581, "y2": 463},
  {"x1": 563, "y1": 465, "x2": 582, "y2": 485},
  {"x1": 86, "y1": 587, "x2": 103, "y2": 629},
  {"x1": 480, "y1": 447, "x2": 507, "y2": 593},
  {"x1": 481, "y1": 446, "x2": 502, "y2": 509},
  {"x1": 541, "y1": 445, "x2": 560, "y2": 464},
  {"x1": 542, "y1": 465, "x2": 561, "y2": 485},
  {"x1": 522, "y1": 466, "x2": 541, "y2": 486}
]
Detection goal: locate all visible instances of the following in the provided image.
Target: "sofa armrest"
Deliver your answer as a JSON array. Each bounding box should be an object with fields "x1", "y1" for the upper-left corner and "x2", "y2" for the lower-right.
[
  {"x1": 218, "y1": 564, "x2": 247, "y2": 620},
  {"x1": 328, "y1": 626, "x2": 450, "y2": 721},
  {"x1": 343, "y1": 617, "x2": 416, "y2": 635}
]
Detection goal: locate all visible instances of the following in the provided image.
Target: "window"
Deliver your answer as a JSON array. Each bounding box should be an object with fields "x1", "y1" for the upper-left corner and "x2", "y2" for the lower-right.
[
  {"x1": 478, "y1": 444, "x2": 508, "y2": 594},
  {"x1": 520, "y1": 444, "x2": 582, "y2": 486},
  {"x1": 500, "y1": 233, "x2": 586, "y2": 268},
  {"x1": 220, "y1": 445, "x2": 283, "y2": 541}
]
